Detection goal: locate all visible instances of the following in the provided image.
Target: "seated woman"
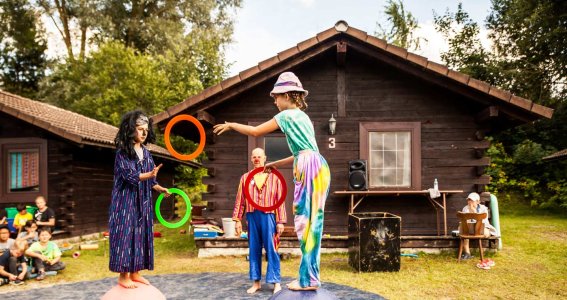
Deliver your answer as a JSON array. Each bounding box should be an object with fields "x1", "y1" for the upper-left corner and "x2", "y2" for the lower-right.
[{"x1": 460, "y1": 192, "x2": 497, "y2": 266}]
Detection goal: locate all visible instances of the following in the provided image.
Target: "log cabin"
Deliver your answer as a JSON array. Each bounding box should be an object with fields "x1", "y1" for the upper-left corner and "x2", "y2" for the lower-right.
[
  {"x1": 0, "y1": 90, "x2": 199, "y2": 238},
  {"x1": 152, "y1": 21, "x2": 553, "y2": 251}
]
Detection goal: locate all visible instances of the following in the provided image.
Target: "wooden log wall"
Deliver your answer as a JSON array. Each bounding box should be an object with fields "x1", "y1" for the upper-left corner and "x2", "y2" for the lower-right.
[
  {"x1": 201, "y1": 47, "x2": 491, "y2": 236},
  {"x1": 1, "y1": 113, "x2": 178, "y2": 238}
]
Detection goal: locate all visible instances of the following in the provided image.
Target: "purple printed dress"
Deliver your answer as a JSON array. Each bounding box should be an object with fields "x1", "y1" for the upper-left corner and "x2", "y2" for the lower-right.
[{"x1": 109, "y1": 147, "x2": 157, "y2": 273}]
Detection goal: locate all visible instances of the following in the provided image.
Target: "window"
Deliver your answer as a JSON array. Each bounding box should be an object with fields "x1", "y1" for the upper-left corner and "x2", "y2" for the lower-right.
[
  {"x1": 0, "y1": 138, "x2": 47, "y2": 203},
  {"x1": 360, "y1": 122, "x2": 421, "y2": 190},
  {"x1": 264, "y1": 136, "x2": 292, "y2": 162},
  {"x1": 8, "y1": 149, "x2": 40, "y2": 192}
]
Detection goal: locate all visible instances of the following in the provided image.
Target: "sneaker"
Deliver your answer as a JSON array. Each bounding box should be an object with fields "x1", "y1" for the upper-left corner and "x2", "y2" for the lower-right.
[
  {"x1": 0, "y1": 278, "x2": 9, "y2": 286},
  {"x1": 10, "y1": 279, "x2": 24, "y2": 286},
  {"x1": 476, "y1": 261, "x2": 491, "y2": 270},
  {"x1": 461, "y1": 253, "x2": 473, "y2": 260},
  {"x1": 482, "y1": 258, "x2": 495, "y2": 267},
  {"x1": 36, "y1": 272, "x2": 46, "y2": 281}
]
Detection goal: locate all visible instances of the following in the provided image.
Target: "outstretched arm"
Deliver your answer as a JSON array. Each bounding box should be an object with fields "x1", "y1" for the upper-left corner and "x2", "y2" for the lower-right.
[
  {"x1": 264, "y1": 156, "x2": 294, "y2": 172},
  {"x1": 213, "y1": 119, "x2": 279, "y2": 137}
]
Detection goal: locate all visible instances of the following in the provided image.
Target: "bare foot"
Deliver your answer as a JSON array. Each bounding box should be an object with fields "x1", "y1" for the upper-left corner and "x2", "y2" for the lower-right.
[
  {"x1": 273, "y1": 283, "x2": 282, "y2": 294},
  {"x1": 285, "y1": 279, "x2": 298, "y2": 288},
  {"x1": 247, "y1": 281, "x2": 261, "y2": 294},
  {"x1": 118, "y1": 274, "x2": 137, "y2": 289},
  {"x1": 287, "y1": 280, "x2": 318, "y2": 291},
  {"x1": 130, "y1": 273, "x2": 150, "y2": 285}
]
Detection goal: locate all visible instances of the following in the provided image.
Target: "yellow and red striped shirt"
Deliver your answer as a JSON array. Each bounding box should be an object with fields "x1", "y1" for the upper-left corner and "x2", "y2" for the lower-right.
[{"x1": 232, "y1": 170, "x2": 287, "y2": 224}]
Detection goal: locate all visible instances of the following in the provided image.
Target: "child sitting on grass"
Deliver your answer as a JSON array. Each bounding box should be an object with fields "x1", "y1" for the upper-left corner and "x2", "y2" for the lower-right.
[
  {"x1": 17, "y1": 220, "x2": 39, "y2": 246},
  {"x1": 13, "y1": 204, "x2": 33, "y2": 233},
  {"x1": 25, "y1": 227, "x2": 65, "y2": 280},
  {"x1": 0, "y1": 239, "x2": 28, "y2": 286}
]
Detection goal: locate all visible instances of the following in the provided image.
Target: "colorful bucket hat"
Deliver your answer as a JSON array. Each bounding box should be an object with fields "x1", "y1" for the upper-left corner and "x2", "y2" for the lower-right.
[{"x1": 269, "y1": 72, "x2": 308, "y2": 96}]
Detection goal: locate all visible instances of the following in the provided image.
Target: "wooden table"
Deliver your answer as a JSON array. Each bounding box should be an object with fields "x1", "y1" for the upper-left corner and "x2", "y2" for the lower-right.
[{"x1": 334, "y1": 190, "x2": 464, "y2": 236}]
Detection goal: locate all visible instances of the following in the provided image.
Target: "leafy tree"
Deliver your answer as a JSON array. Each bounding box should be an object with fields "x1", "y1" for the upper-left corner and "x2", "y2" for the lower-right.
[
  {"x1": 433, "y1": 3, "x2": 498, "y2": 84},
  {"x1": 435, "y1": 1, "x2": 567, "y2": 211},
  {"x1": 376, "y1": 0, "x2": 425, "y2": 51},
  {"x1": 487, "y1": 0, "x2": 567, "y2": 106},
  {"x1": 39, "y1": 41, "x2": 196, "y2": 126},
  {"x1": 0, "y1": 0, "x2": 48, "y2": 98},
  {"x1": 35, "y1": 0, "x2": 98, "y2": 62}
]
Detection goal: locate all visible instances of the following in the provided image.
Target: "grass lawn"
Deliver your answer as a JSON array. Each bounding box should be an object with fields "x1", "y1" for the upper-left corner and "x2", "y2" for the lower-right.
[{"x1": 1, "y1": 203, "x2": 565, "y2": 299}]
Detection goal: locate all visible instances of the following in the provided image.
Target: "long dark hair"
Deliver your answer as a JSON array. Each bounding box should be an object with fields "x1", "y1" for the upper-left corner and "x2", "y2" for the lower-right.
[{"x1": 114, "y1": 110, "x2": 156, "y2": 159}]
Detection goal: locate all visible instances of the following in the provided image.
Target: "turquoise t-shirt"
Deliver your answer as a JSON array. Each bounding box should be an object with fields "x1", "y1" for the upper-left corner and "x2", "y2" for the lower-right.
[{"x1": 274, "y1": 109, "x2": 319, "y2": 156}]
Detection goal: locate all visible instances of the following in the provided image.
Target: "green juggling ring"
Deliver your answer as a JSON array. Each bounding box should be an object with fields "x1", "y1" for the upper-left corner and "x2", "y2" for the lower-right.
[{"x1": 155, "y1": 188, "x2": 192, "y2": 229}]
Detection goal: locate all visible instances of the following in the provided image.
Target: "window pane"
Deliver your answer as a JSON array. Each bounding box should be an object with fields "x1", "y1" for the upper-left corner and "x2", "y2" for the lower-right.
[
  {"x1": 397, "y1": 132, "x2": 410, "y2": 150},
  {"x1": 265, "y1": 136, "x2": 292, "y2": 162},
  {"x1": 368, "y1": 131, "x2": 411, "y2": 187},
  {"x1": 369, "y1": 132, "x2": 382, "y2": 150},
  {"x1": 370, "y1": 151, "x2": 383, "y2": 169},
  {"x1": 9, "y1": 150, "x2": 40, "y2": 192},
  {"x1": 384, "y1": 150, "x2": 396, "y2": 168}
]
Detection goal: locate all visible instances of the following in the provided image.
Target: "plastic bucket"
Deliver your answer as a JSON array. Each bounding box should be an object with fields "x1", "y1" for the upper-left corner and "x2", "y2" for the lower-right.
[{"x1": 222, "y1": 218, "x2": 235, "y2": 237}]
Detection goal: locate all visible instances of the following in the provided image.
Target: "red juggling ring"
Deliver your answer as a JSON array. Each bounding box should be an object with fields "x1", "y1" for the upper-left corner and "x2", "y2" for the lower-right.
[{"x1": 244, "y1": 167, "x2": 287, "y2": 212}]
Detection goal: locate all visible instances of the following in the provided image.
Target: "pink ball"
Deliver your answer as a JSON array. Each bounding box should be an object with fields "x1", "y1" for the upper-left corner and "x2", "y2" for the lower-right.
[{"x1": 101, "y1": 284, "x2": 166, "y2": 300}]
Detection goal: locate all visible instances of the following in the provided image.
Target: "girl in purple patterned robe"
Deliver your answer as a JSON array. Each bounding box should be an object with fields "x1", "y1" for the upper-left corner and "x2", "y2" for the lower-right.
[{"x1": 109, "y1": 110, "x2": 170, "y2": 289}]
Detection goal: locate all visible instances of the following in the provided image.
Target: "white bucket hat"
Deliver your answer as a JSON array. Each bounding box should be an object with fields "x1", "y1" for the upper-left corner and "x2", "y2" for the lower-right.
[
  {"x1": 467, "y1": 192, "x2": 480, "y2": 202},
  {"x1": 269, "y1": 72, "x2": 308, "y2": 97}
]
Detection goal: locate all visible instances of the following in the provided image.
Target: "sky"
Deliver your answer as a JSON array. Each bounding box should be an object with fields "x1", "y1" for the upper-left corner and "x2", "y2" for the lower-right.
[{"x1": 225, "y1": 0, "x2": 493, "y2": 76}]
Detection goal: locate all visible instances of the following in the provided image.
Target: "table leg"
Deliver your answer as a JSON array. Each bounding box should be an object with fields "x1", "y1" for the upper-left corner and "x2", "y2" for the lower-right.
[
  {"x1": 443, "y1": 193, "x2": 447, "y2": 236},
  {"x1": 350, "y1": 195, "x2": 354, "y2": 214}
]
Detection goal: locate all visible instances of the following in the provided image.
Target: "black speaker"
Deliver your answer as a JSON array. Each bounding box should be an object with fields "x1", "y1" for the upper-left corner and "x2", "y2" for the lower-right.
[{"x1": 348, "y1": 160, "x2": 367, "y2": 190}]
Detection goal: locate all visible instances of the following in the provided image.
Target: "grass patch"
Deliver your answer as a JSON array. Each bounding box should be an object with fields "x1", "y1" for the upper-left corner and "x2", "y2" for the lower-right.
[{"x1": 2, "y1": 203, "x2": 566, "y2": 298}]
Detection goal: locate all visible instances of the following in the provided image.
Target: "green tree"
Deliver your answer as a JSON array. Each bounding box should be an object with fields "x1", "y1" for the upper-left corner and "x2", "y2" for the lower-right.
[
  {"x1": 488, "y1": 0, "x2": 567, "y2": 106},
  {"x1": 376, "y1": 0, "x2": 425, "y2": 51},
  {"x1": 0, "y1": 0, "x2": 48, "y2": 98},
  {"x1": 435, "y1": 1, "x2": 567, "y2": 211},
  {"x1": 35, "y1": 0, "x2": 97, "y2": 62},
  {"x1": 434, "y1": 3, "x2": 498, "y2": 84},
  {"x1": 39, "y1": 42, "x2": 193, "y2": 126}
]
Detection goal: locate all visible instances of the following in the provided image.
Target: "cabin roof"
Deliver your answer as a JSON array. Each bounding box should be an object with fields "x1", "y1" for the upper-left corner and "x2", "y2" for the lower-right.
[
  {"x1": 0, "y1": 90, "x2": 200, "y2": 167},
  {"x1": 153, "y1": 21, "x2": 553, "y2": 126}
]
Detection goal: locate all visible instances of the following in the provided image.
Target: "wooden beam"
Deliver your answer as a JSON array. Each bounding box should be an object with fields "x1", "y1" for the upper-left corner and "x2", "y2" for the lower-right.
[
  {"x1": 337, "y1": 41, "x2": 347, "y2": 117},
  {"x1": 197, "y1": 110, "x2": 216, "y2": 126},
  {"x1": 206, "y1": 184, "x2": 216, "y2": 193},
  {"x1": 336, "y1": 41, "x2": 347, "y2": 67},
  {"x1": 474, "y1": 147, "x2": 487, "y2": 158},
  {"x1": 205, "y1": 150, "x2": 215, "y2": 160},
  {"x1": 207, "y1": 167, "x2": 216, "y2": 177},
  {"x1": 475, "y1": 106, "x2": 499, "y2": 123}
]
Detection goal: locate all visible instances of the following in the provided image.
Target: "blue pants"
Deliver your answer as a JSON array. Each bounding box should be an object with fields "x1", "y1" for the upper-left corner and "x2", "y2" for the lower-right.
[{"x1": 246, "y1": 211, "x2": 280, "y2": 283}]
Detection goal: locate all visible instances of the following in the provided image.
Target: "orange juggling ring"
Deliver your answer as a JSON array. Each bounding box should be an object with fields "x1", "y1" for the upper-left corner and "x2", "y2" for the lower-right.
[
  {"x1": 244, "y1": 167, "x2": 287, "y2": 212},
  {"x1": 164, "y1": 114, "x2": 206, "y2": 161}
]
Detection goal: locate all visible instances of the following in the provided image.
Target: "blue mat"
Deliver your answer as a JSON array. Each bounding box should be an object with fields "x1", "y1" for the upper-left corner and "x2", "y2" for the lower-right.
[{"x1": 0, "y1": 273, "x2": 385, "y2": 300}]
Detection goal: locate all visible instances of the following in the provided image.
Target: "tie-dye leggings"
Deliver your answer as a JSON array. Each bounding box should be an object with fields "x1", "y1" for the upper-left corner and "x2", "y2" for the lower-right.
[{"x1": 293, "y1": 150, "x2": 331, "y2": 288}]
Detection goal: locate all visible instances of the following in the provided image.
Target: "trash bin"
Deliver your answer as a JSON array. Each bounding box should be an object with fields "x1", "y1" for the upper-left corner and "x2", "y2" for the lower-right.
[{"x1": 348, "y1": 212, "x2": 401, "y2": 272}]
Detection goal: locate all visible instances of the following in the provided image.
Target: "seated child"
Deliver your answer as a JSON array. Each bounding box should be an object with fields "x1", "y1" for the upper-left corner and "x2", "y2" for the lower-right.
[
  {"x1": 0, "y1": 225, "x2": 14, "y2": 253},
  {"x1": 25, "y1": 227, "x2": 65, "y2": 281},
  {"x1": 13, "y1": 204, "x2": 33, "y2": 233},
  {"x1": 460, "y1": 192, "x2": 497, "y2": 260},
  {"x1": 17, "y1": 220, "x2": 39, "y2": 246},
  {"x1": 0, "y1": 239, "x2": 28, "y2": 286}
]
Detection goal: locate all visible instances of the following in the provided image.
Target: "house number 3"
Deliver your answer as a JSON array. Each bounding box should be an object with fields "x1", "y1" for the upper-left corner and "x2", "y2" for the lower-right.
[{"x1": 328, "y1": 138, "x2": 336, "y2": 149}]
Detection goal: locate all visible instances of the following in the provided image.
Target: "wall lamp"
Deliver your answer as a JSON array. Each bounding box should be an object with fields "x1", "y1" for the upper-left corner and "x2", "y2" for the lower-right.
[{"x1": 329, "y1": 114, "x2": 337, "y2": 135}]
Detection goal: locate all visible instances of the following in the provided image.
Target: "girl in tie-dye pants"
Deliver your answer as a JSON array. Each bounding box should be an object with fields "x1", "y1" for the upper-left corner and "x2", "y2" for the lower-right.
[
  {"x1": 293, "y1": 150, "x2": 331, "y2": 289},
  {"x1": 214, "y1": 72, "x2": 331, "y2": 290}
]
